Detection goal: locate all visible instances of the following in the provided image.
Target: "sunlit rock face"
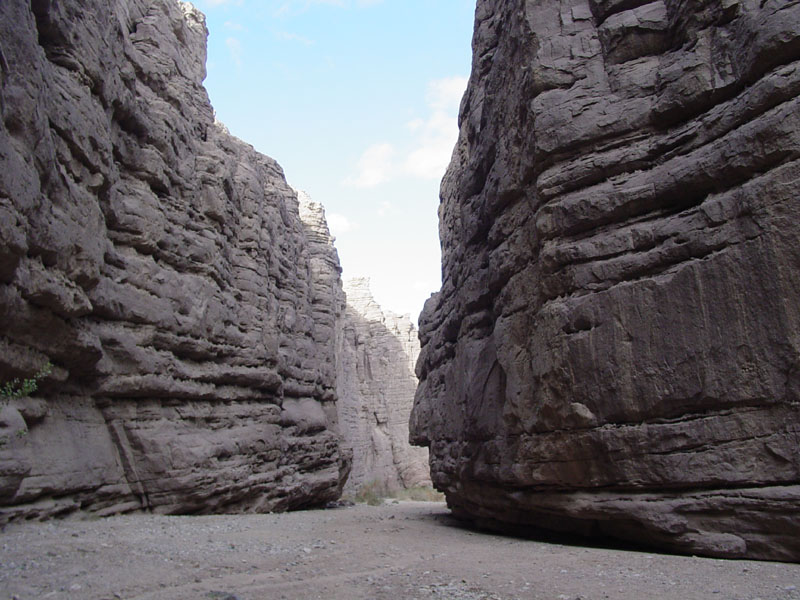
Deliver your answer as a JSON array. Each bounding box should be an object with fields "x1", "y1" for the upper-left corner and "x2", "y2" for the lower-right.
[
  {"x1": 337, "y1": 278, "x2": 430, "y2": 494},
  {"x1": 0, "y1": 0, "x2": 350, "y2": 519},
  {"x1": 411, "y1": 0, "x2": 800, "y2": 561}
]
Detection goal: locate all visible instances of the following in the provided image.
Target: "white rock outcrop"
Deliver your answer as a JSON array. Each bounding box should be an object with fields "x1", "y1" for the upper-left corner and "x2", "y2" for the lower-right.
[{"x1": 337, "y1": 278, "x2": 430, "y2": 494}]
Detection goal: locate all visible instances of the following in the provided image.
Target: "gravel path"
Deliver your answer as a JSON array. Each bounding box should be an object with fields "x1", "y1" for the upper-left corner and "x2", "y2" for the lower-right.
[{"x1": 1, "y1": 501, "x2": 799, "y2": 600}]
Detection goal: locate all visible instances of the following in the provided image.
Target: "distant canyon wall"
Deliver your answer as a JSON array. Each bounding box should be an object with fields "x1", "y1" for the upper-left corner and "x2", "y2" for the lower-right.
[
  {"x1": 0, "y1": 0, "x2": 351, "y2": 519},
  {"x1": 337, "y1": 278, "x2": 430, "y2": 495},
  {"x1": 411, "y1": 0, "x2": 800, "y2": 561}
]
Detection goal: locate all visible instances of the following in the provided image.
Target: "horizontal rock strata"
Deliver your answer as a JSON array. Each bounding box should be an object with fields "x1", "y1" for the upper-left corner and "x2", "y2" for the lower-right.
[
  {"x1": 0, "y1": 0, "x2": 349, "y2": 519},
  {"x1": 336, "y1": 278, "x2": 430, "y2": 494},
  {"x1": 411, "y1": 0, "x2": 800, "y2": 561}
]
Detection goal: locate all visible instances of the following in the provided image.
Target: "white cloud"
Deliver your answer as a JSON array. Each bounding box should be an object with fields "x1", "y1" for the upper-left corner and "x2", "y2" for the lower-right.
[
  {"x1": 404, "y1": 138, "x2": 455, "y2": 180},
  {"x1": 224, "y1": 20, "x2": 244, "y2": 30},
  {"x1": 225, "y1": 37, "x2": 243, "y2": 67},
  {"x1": 377, "y1": 201, "x2": 392, "y2": 217},
  {"x1": 274, "y1": 0, "x2": 382, "y2": 16},
  {"x1": 406, "y1": 118, "x2": 424, "y2": 132},
  {"x1": 404, "y1": 108, "x2": 461, "y2": 179},
  {"x1": 426, "y1": 76, "x2": 469, "y2": 112},
  {"x1": 275, "y1": 31, "x2": 315, "y2": 45},
  {"x1": 344, "y1": 76, "x2": 467, "y2": 187},
  {"x1": 327, "y1": 213, "x2": 356, "y2": 236},
  {"x1": 403, "y1": 76, "x2": 467, "y2": 179},
  {"x1": 343, "y1": 143, "x2": 395, "y2": 188}
]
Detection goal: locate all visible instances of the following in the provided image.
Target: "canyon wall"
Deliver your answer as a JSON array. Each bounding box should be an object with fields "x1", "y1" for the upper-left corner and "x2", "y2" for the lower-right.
[
  {"x1": 411, "y1": 0, "x2": 800, "y2": 560},
  {"x1": 0, "y1": 0, "x2": 350, "y2": 520},
  {"x1": 337, "y1": 278, "x2": 430, "y2": 494}
]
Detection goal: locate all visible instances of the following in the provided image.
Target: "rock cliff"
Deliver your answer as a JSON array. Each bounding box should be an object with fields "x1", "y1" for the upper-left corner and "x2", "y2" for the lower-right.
[
  {"x1": 0, "y1": 0, "x2": 349, "y2": 519},
  {"x1": 337, "y1": 278, "x2": 430, "y2": 494},
  {"x1": 411, "y1": 0, "x2": 800, "y2": 560}
]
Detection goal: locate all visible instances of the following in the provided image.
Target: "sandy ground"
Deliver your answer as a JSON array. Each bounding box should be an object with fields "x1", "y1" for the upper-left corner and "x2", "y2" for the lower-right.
[{"x1": 1, "y1": 501, "x2": 799, "y2": 600}]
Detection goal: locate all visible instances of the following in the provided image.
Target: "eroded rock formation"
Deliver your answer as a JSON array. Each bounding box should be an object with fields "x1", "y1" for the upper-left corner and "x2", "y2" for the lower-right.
[
  {"x1": 411, "y1": 0, "x2": 800, "y2": 561},
  {"x1": 0, "y1": 0, "x2": 349, "y2": 519},
  {"x1": 337, "y1": 278, "x2": 430, "y2": 494}
]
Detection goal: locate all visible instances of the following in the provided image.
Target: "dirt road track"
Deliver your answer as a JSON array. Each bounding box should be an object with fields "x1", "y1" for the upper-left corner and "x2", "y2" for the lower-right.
[{"x1": 1, "y1": 501, "x2": 799, "y2": 599}]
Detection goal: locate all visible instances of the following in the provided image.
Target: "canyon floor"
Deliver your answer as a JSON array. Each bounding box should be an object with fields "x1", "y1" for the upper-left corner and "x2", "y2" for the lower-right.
[{"x1": 1, "y1": 501, "x2": 799, "y2": 600}]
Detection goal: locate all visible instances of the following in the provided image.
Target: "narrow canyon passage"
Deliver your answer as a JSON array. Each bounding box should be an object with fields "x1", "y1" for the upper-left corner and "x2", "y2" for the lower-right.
[{"x1": 2, "y1": 0, "x2": 800, "y2": 583}]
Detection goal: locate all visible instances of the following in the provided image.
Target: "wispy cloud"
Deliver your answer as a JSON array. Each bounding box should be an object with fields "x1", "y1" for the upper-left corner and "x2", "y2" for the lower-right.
[
  {"x1": 404, "y1": 76, "x2": 467, "y2": 178},
  {"x1": 343, "y1": 143, "x2": 395, "y2": 188},
  {"x1": 327, "y1": 213, "x2": 357, "y2": 237},
  {"x1": 274, "y1": 0, "x2": 383, "y2": 16},
  {"x1": 377, "y1": 200, "x2": 393, "y2": 217},
  {"x1": 426, "y1": 76, "x2": 468, "y2": 111},
  {"x1": 404, "y1": 108, "x2": 460, "y2": 179},
  {"x1": 225, "y1": 37, "x2": 244, "y2": 67},
  {"x1": 224, "y1": 20, "x2": 245, "y2": 30},
  {"x1": 343, "y1": 76, "x2": 467, "y2": 188},
  {"x1": 275, "y1": 31, "x2": 315, "y2": 45}
]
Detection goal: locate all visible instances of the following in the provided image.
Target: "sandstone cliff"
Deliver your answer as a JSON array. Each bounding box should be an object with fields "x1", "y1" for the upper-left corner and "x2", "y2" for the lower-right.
[
  {"x1": 337, "y1": 278, "x2": 430, "y2": 494},
  {"x1": 411, "y1": 0, "x2": 800, "y2": 561},
  {"x1": 0, "y1": 0, "x2": 349, "y2": 519}
]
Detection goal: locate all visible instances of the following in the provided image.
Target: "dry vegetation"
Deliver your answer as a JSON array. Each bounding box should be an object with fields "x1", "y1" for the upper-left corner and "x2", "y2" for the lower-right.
[{"x1": 349, "y1": 481, "x2": 445, "y2": 506}]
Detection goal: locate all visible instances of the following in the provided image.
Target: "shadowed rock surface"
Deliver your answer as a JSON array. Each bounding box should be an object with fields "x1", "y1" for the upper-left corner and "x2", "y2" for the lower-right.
[
  {"x1": 337, "y1": 278, "x2": 430, "y2": 494},
  {"x1": 0, "y1": 0, "x2": 349, "y2": 520},
  {"x1": 411, "y1": 0, "x2": 800, "y2": 561}
]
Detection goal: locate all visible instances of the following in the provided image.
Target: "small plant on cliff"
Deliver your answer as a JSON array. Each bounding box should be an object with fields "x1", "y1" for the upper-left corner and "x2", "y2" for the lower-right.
[
  {"x1": 0, "y1": 362, "x2": 52, "y2": 405},
  {"x1": 0, "y1": 362, "x2": 51, "y2": 446}
]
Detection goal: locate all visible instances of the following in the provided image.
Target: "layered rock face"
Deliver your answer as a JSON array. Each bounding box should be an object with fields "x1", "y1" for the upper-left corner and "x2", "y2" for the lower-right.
[
  {"x1": 0, "y1": 0, "x2": 349, "y2": 519},
  {"x1": 337, "y1": 278, "x2": 430, "y2": 494},
  {"x1": 411, "y1": 0, "x2": 800, "y2": 560}
]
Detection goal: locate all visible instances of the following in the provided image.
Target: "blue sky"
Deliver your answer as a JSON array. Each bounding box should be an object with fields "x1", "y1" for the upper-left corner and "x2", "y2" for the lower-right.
[{"x1": 195, "y1": 0, "x2": 475, "y2": 320}]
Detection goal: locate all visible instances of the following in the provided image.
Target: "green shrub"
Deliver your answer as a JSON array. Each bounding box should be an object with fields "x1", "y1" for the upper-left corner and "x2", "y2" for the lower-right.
[
  {"x1": 0, "y1": 362, "x2": 52, "y2": 404},
  {"x1": 0, "y1": 362, "x2": 51, "y2": 446}
]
